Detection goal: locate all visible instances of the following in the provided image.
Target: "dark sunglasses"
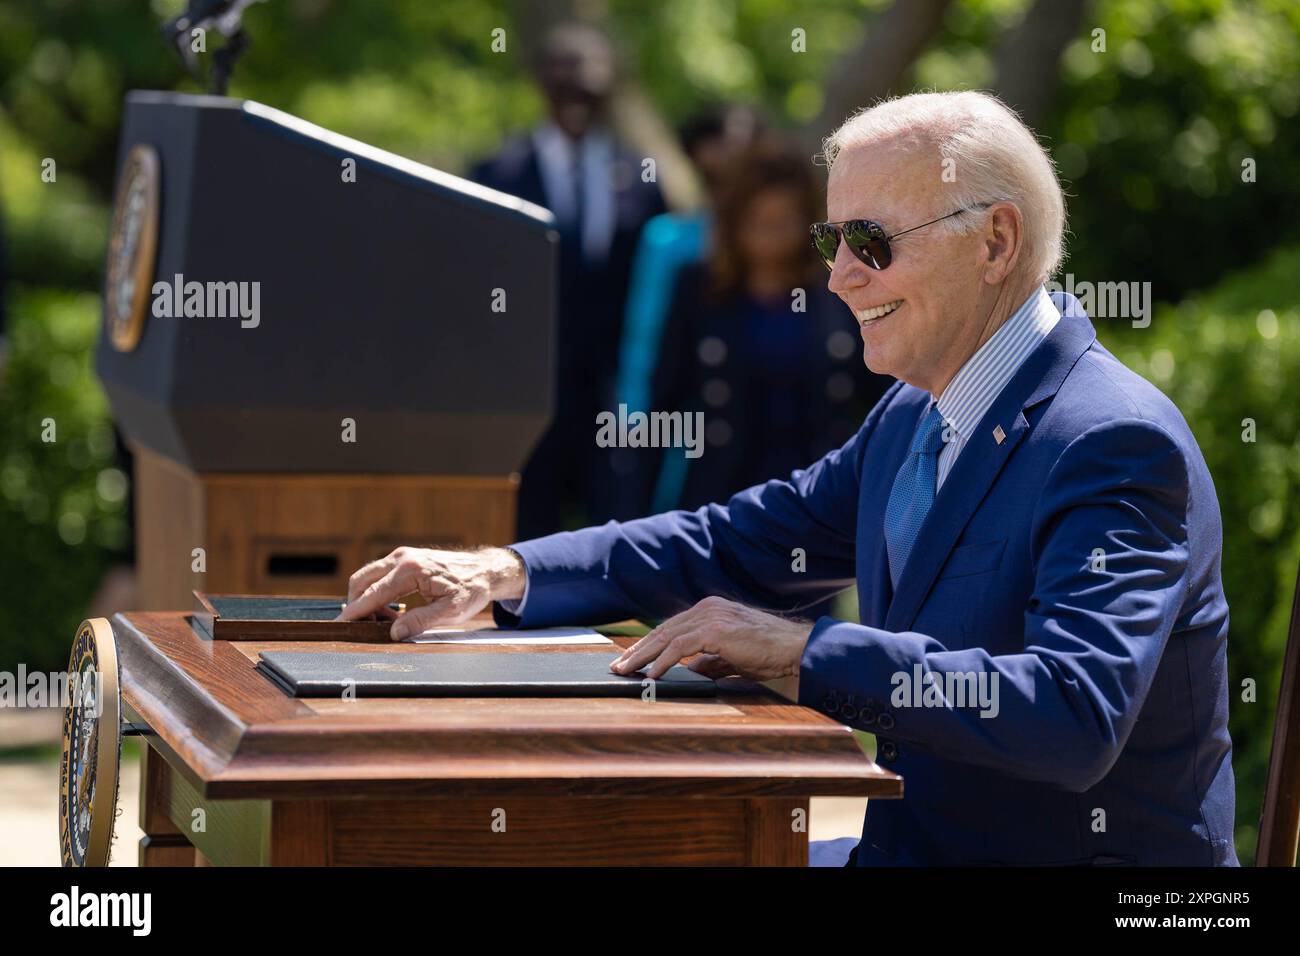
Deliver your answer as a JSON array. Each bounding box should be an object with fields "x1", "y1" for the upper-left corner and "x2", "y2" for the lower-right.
[{"x1": 809, "y1": 202, "x2": 996, "y2": 271}]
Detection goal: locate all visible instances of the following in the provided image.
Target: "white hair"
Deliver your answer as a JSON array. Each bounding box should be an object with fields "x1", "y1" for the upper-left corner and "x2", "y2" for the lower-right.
[{"x1": 821, "y1": 90, "x2": 1067, "y2": 283}]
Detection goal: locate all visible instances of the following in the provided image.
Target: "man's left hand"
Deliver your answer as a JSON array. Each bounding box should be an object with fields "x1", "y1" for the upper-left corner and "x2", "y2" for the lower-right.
[{"x1": 610, "y1": 596, "x2": 814, "y2": 681}]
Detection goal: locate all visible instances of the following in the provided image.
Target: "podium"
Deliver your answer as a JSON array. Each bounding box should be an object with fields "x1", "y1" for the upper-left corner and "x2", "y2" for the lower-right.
[
  {"x1": 117, "y1": 611, "x2": 900, "y2": 866},
  {"x1": 95, "y1": 92, "x2": 557, "y2": 608}
]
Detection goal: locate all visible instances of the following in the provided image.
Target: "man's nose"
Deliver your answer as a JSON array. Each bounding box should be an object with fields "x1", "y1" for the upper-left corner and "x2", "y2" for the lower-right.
[{"x1": 827, "y1": 242, "x2": 869, "y2": 296}]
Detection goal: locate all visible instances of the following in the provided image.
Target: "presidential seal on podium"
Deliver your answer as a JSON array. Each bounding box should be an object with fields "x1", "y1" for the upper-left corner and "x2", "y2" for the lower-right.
[
  {"x1": 104, "y1": 143, "x2": 160, "y2": 353},
  {"x1": 58, "y1": 618, "x2": 123, "y2": 867}
]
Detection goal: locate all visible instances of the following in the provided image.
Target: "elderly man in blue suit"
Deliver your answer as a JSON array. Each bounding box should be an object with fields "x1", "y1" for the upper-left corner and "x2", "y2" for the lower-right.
[{"x1": 342, "y1": 91, "x2": 1237, "y2": 866}]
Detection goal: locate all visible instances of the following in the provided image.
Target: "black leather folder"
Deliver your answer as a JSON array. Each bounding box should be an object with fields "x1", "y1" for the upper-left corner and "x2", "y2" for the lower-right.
[
  {"x1": 256, "y1": 650, "x2": 717, "y2": 698},
  {"x1": 192, "y1": 592, "x2": 404, "y2": 642}
]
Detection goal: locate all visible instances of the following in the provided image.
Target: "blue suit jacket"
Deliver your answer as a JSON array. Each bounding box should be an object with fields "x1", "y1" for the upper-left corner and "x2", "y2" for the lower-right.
[{"x1": 497, "y1": 293, "x2": 1238, "y2": 866}]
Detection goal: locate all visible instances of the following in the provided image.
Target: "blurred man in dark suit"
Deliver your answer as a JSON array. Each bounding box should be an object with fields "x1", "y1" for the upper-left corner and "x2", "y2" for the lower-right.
[{"x1": 471, "y1": 23, "x2": 666, "y2": 538}]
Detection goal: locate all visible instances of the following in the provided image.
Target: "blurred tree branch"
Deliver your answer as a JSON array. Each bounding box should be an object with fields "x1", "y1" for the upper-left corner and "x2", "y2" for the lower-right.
[
  {"x1": 806, "y1": 0, "x2": 956, "y2": 151},
  {"x1": 994, "y1": 0, "x2": 1092, "y2": 126}
]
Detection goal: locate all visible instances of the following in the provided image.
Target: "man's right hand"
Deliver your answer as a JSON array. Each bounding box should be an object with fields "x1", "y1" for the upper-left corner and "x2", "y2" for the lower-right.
[{"x1": 337, "y1": 546, "x2": 526, "y2": 640}]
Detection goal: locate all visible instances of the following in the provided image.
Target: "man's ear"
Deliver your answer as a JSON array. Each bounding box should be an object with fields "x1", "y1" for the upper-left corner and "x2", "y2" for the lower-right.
[{"x1": 981, "y1": 202, "x2": 1023, "y2": 284}]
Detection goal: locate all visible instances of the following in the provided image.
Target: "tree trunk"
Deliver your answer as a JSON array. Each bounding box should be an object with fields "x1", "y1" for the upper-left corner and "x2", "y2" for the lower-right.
[
  {"x1": 808, "y1": 0, "x2": 957, "y2": 151},
  {"x1": 993, "y1": 0, "x2": 1092, "y2": 126}
]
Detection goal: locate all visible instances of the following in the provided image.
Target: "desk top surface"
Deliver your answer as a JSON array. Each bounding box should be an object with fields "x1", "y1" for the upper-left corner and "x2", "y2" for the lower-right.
[{"x1": 113, "y1": 611, "x2": 902, "y2": 801}]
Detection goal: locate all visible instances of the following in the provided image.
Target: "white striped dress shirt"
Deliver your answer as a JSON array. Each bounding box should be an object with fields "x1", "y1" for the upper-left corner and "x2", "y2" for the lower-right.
[{"x1": 932, "y1": 286, "x2": 1060, "y2": 490}]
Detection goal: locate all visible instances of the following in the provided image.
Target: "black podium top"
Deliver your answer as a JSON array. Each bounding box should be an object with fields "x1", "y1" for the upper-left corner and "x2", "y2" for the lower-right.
[{"x1": 96, "y1": 92, "x2": 557, "y2": 475}]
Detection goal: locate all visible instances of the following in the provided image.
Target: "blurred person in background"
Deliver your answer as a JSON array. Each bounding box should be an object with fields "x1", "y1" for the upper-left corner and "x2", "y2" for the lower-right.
[
  {"x1": 607, "y1": 103, "x2": 766, "y2": 519},
  {"x1": 650, "y1": 145, "x2": 894, "y2": 517},
  {"x1": 471, "y1": 23, "x2": 666, "y2": 538}
]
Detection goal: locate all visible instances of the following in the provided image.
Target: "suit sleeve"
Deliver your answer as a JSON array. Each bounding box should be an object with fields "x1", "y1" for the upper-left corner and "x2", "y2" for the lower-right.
[
  {"x1": 798, "y1": 418, "x2": 1193, "y2": 793},
  {"x1": 494, "y1": 383, "x2": 906, "y2": 628}
]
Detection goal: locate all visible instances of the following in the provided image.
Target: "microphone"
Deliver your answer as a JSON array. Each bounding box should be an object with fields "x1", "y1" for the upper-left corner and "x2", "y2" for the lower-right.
[{"x1": 160, "y1": 0, "x2": 265, "y2": 95}]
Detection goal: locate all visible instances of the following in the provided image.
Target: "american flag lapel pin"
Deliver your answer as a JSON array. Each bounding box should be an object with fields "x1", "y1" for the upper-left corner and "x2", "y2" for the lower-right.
[{"x1": 993, "y1": 424, "x2": 1006, "y2": 445}]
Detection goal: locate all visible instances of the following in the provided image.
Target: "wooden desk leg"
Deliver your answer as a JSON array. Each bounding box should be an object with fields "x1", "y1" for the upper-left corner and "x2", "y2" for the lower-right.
[
  {"x1": 746, "y1": 799, "x2": 809, "y2": 866},
  {"x1": 189, "y1": 800, "x2": 327, "y2": 866},
  {"x1": 137, "y1": 745, "x2": 196, "y2": 867},
  {"x1": 267, "y1": 801, "x2": 330, "y2": 866}
]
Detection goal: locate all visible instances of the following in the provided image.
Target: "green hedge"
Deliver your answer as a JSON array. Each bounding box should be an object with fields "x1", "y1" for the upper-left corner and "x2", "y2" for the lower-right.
[
  {"x1": 0, "y1": 287, "x2": 126, "y2": 675},
  {"x1": 1100, "y1": 245, "x2": 1300, "y2": 864}
]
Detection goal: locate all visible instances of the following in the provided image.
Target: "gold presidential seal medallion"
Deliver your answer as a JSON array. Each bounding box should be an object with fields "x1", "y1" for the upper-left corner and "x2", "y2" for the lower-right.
[
  {"x1": 104, "y1": 144, "x2": 161, "y2": 352},
  {"x1": 58, "y1": 618, "x2": 122, "y2": 867}
]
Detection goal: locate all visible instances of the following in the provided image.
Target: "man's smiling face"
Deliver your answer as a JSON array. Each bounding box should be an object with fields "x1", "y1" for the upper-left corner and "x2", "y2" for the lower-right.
[{"x1": 826, "y1": 138, "x2": 995, "y2": 396}]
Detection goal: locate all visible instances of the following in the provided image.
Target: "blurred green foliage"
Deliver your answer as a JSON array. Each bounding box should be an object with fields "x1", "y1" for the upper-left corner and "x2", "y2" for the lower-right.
[
  {"x1": 1040, "y1": 0, "x2": 1300, "y2": 301},
  {"x1": 1102, "y1": 247, "x2": 1300, "y2": 863},
  {"x1": 0, "y1": 0, "x2": 1297, "y2": 858},
  {"x1": 0, "y1": 289, "x2": 127, "y2": 673}
]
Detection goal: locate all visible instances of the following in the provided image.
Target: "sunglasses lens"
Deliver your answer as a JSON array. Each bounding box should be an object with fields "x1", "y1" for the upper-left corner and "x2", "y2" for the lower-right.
[
  {"x1": 868, "y1": 238, "x2": 892, "y2": 269},
  {"x1": 843, "y1": 221, "x2": 891, "y2": 270},
  {"x1": 810, "y1": 224, "x2": 838, "y2": 269}
]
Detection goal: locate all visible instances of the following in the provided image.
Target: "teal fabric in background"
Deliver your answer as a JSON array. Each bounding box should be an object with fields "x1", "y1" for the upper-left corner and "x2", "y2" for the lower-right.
[
  {"x1": 615, "y1": 211, "x2": 710, "y2": 413},
  {"x1": 615, "y1": 211, "x2": 710, "y2": 513}
]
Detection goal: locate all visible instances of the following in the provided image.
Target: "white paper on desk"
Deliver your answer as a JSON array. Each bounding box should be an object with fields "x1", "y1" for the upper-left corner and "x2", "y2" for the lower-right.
[{"x1": 409, "y1": 626, "x2": 613, "y2": 646}]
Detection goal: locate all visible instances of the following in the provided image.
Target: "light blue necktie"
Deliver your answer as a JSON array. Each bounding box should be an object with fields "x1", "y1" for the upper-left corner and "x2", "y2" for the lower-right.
[{"x1": 884, "y1": 403, "x2": 948, "y2": 588}]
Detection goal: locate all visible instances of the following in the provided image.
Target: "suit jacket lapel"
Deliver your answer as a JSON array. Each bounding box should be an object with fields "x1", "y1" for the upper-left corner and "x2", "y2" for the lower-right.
[
  {"x1": 518, "y1": 142, "x2": 550, "y2": 211},
  {"x1": 883, "y1": 296, "x2": 1098, "y2": 633},
  {"x1": 864, "y1": 525, "x2": 894, "y2": 628}
]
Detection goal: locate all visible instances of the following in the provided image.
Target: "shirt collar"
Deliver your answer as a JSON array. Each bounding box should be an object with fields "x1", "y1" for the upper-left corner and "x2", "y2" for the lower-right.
[
  {"x1": 534, "y1": 123, "x2": 611, "y2": 162},
  {"x1": 933, "y1": 285, "x2": 1061, "y2": 441}
]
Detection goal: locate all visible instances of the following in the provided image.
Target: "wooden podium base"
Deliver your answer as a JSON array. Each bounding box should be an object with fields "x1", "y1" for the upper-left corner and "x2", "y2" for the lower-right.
[{"x1": 132, "y1": 446, "x2": 518, "y2": 609}]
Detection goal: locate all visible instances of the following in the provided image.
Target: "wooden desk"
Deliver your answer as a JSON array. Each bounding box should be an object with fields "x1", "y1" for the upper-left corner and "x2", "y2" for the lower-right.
[{"x1": 115, "y1": 611, "x2": 901, "y2": 866}]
